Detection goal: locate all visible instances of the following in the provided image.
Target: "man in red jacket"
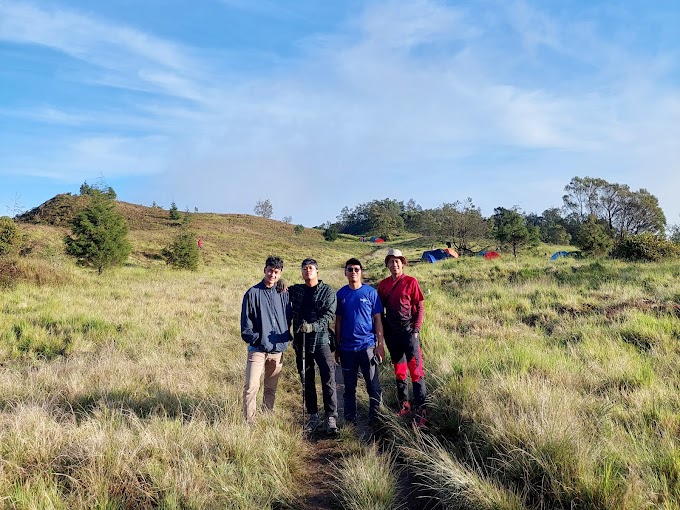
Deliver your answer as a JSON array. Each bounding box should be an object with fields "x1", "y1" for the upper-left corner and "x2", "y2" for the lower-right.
[{"x1": 377, "y1": 248, "x2": 427, "y2": 427}]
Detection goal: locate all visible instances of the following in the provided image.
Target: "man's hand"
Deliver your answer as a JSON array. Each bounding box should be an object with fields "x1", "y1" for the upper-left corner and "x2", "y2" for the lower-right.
[
  {"x1": 297, "y1": 321, "x2": 313, "y2": 334},
  {"x1": 375, "y1": 342, "x2": 385, "y2": 361},
  {"x1": 276, "y1": 278, "x2": 288, "y2": 293},
  {"x1": 334, "y1": 350, "x2": 341, "y2": 364}
]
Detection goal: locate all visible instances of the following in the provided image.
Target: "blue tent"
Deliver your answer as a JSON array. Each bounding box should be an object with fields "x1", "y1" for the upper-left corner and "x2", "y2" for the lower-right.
[
  {"x1": 421, "y1": 249, "x2": 450, "y2": 263},
  {"x1": 550, "y1": 251, "x2": 569, "y2": 260}
]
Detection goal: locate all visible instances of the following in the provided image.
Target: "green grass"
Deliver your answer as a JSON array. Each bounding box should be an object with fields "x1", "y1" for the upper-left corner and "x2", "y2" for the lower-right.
[{"x1": 1, "y1": 211, "x2": 679, "y2": 508}]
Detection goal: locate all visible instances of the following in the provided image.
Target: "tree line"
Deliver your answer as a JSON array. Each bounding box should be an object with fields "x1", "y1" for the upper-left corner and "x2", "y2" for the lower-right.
[{"x1": 324, "y1": 176, "x2": 675, "y2": 258}]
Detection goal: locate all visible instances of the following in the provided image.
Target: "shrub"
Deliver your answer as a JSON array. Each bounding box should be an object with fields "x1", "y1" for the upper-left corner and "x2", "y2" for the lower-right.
[
  {"x1": 162, "y1": 230, "x2": 200, "y2": 270},
  {"x1": 0, "y1": 216, "x2": 22, "y2": 256},
  {"x1": 294, "y1": 224, "x2": 304, "y2": 235},
  {"x1": 611, "y1": 233, "x2": 680, "y2": 262},
  {"x1": 323, "y1": 224, "x2": 339, "y2": 242}
]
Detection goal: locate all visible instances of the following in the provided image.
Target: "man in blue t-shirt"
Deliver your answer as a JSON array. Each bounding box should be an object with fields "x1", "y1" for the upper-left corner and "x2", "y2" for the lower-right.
[{"x1": 335, "y1": 258, "x2": 385, "y2": 424}]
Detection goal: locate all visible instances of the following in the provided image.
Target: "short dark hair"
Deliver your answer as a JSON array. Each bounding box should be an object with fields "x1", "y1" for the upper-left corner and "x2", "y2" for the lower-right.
[
  {"x1": 344, "y1": 258, "x2": 363, "y2": 270},
  {"x1": 265, "y1": 256, "x2": 284, "y2": 270},
  {"x1": 301, "y1": 258, "x2": 318, "y2": 268}
]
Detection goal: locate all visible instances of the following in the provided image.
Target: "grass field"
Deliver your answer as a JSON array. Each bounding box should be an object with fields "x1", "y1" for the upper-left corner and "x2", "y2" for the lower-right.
[{"x1": 0, "y1": 206, "x2": 678, "y2": 509}]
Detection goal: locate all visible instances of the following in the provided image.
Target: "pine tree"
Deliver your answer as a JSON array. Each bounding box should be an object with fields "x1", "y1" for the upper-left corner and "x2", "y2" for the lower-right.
[
  {"x1": 162, "y1": 229, "x2": 200, "y2": 270},
  {"x1": 64, "y1": 194, "x2": 131, "y2": 274}
]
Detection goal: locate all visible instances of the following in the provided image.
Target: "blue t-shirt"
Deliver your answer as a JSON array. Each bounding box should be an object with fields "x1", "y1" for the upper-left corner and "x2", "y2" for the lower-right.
[{"x1": 336, "y1": 284, "x2": 382, "y2": 351}]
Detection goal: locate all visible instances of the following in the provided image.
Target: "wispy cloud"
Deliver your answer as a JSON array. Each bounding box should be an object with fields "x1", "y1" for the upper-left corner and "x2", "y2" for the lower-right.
[{"x1": 1, "y1": 0, "x2": 678, "y2": 224}]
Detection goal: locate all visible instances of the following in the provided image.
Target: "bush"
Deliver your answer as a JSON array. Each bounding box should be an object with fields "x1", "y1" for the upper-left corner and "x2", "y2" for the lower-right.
[
  {"x1": 611, "y1": 233, "x2": 680, "y2": 262},
  {"x1": 323, "y1": 225, "x2": 339, "y2": 242},
  {"x1": 0, "y1": 216, "x2": 22, "y2": 256},
  {"x1": 162, "y1": 230, "x2": 200, "y2": 270},
  {"x1": 294, "y1": 224, "x2": 304, "y2": 235}
]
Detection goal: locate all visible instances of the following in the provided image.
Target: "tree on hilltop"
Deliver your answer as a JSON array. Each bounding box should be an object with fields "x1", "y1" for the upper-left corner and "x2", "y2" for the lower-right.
[
  {"x1": 64, "y1": 193, "x2": 131, "y2": 274},
  {"x1": 254, "y1": 199, "x2": 273, "y2": 219}
]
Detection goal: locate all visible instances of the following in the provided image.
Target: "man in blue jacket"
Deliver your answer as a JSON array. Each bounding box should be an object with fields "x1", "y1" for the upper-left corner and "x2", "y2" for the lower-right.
[{"x1": 241, "y1": 255, "x2": 291, "y2": 423}]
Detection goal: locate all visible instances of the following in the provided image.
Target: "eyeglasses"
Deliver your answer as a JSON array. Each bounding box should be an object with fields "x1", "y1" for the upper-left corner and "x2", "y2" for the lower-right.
[{"x1": 345, "y1": 267, "x2": 361, "y2": 273}]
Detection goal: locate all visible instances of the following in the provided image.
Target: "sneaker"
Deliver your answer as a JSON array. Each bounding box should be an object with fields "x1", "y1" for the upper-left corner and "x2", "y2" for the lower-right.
[
  {"x1": 325, "y1": 415, "x2": 338, "y2": 435},
  {"x1": 304, "y1": 413, "x2": 320, "y2": 432},
  {"x1": 414, "y1": 408, "x2": 427, "y2": 428},
  {"x1": 397, "y1": 401, "x2": 411, "y2": 417}
]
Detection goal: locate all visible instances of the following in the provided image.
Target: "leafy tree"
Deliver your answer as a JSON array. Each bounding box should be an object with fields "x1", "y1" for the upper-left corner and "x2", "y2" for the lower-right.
[
  {"x1": 294, "y1": 224, "x2": 304, "y2": 235},
  {"x1": 169, "y1": 201, "x2": 181, "y2": 220},
  {"x1": 336, "y1": 198, "x2": 405, "y2": 239},
  {"x1": 575, "y1": 215, "x2": 613, "y2": 256},
  {"x1": 254, "y1": 199, "x2": 273, "y2": 219},
  {"x1": 562, "y1": 176, "x2": 665, "y2": 238},
  {"x1": 530, "y1": 208, "x2": 572, "y2": 245},
  {"x1": 0, "y1": 216, "x2": 21, "y2": 256},
  {"x1": 162, "y1": 229, "x2": 200, "y2": 270},
  {"x1": 668, "y1": 223, "x2": 680, "y2": 244},
  {"x1": 323, "y1": 224, "x2": 339, "y2": 242},
  {"x1": 491, "y1": 207, "x2": 533, "y2": 258},
  {"x1": 64, "y1": 194, "x2": 131, "y2": 273}
]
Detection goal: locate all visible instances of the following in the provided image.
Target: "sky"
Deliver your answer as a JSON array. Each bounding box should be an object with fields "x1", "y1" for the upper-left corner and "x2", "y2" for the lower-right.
[{"x1": 1, "y1": 0, "x2": 679, "y2": 227}]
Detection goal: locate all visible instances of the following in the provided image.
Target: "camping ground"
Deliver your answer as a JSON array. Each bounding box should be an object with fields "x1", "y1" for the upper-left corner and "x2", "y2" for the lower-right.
[{"x1": 1, "y1": 204, "x2": 679, "y2": 509}]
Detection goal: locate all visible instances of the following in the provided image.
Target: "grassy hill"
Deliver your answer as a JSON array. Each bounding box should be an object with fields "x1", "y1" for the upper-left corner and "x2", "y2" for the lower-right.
[{"x1": 1, "y1": 198, "x2": 679, "y2": 509}]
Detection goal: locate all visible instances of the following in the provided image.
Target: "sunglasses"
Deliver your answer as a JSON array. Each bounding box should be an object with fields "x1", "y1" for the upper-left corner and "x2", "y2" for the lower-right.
[{"x1": 345, "y1": 267, "x2": 362, "y2": 273}]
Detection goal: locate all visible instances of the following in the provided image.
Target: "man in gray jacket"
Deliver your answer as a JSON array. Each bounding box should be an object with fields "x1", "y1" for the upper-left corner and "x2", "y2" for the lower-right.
[
  {"x1": 289, "y1": 258, "x2": 338, "y2": 434},
  {"x1": 241, "y1": 255, "x2": 291, "y2": 423}
]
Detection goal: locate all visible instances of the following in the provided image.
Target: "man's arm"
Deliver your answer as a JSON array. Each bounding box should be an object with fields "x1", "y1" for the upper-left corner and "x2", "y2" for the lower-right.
[
  {"x1": 334, "y1": 315, "x2": 342, "y2": 363},
  {"x1": 312, "y1": 285, "x2": 337, "y2": 333},
  {"x1": 412, "y1": 300, "x2": 424, "y2": 332},
  {"x1": 240, "y1": 292, "x2": 260, "y2": 346},
  {"x1": 372, "y1": 312, "x2": 385, "y2": 361}
]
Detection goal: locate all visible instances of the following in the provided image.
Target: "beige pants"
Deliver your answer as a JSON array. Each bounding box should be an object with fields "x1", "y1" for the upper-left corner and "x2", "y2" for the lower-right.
[{"x1": 243, "y1": 350, "x2": 284, "y2": 422}]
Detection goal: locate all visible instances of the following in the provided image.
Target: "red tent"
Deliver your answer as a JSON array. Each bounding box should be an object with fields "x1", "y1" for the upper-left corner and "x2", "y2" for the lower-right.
[
  {"x1": 374, "y1": 238, "x2": 385, "y2": 243},
  {"x1": 444, "y1": 248, "x2": 459, "y2": 258},
  {"x1": 483, "y1": 251, "x2": 500, "y2": 259}
]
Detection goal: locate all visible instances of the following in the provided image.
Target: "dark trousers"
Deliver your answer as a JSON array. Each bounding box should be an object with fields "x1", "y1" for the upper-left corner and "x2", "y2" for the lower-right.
[
  {"x1": 386, "y1": 329, "x2": 426, "y2": 409},
  {"x1": 339, "y1": 346, "x2": 382, "y2": 421},
  {"x1": 296, "y1": 343, "x2": 337, "y2": 417}
]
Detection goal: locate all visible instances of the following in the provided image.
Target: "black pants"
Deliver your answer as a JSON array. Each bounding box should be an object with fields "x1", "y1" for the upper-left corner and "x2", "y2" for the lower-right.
[
  {"x1": 296, "y1": 343, "x2": 337, "y2": 416},
  {"x1": 385, "y1": 329, "x2": 426, "y2": 409}
]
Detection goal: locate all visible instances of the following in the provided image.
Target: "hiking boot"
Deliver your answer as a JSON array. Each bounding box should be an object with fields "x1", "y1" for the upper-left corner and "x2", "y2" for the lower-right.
[
  {"x1": 325, "y1": 415, "x2": 338, "y2": 435},
  {"x1": 397, "y1": 401, "x2": 411, "y2": 417},
  {"x1": 304, "y1": 413, "x2": 320, "y2": 432},
  {"x1": 414, "y1": 408, "x2": 427, "y2": 428}
]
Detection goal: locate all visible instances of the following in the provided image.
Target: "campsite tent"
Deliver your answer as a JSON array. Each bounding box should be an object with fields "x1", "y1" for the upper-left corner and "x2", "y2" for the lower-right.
[
  {"x1": 421, "y1": 249, "x2": 451, "y2": 263},
  {"x1": 483, "y1": 251, "x2": 501, "y2": 260},
  {"x1": 444, "y1": 248, "x2": 459, "y2": 258},
  {"x1": 374, "y1": 238, "x2": 385, "y2": 243},
  {"x1": 550, "y1": 251, "x2": 569, "y2": 260}
]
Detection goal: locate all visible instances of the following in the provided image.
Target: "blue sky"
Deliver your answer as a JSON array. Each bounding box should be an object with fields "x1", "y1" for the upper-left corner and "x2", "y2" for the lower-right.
[{"x1": 1, "y1": 0, "x2": 679, "y2": 227}]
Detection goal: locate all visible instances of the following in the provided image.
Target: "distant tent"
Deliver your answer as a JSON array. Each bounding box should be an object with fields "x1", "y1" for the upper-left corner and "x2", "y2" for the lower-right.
[
  {"x1": 551, "y1": 250, "x2": 581, "y2": 260},
  {"x1": 444, "y1": 248, "x2": 459, "y2": 258},
  {"x1": 477, "y1": 250, "x2": 487, "y2": 257},
  {"x1": 374, "y1": 238, "x2": 385, "y2": 243},
  {"x1": 421, "y1": 249, "x2": 451, "y2": 263},
  {"x1": 483, "y1": 251, "x2": 501, "y2": 260},
  {"x1": 369, "y1": 236, "x2": 378, "y2": 242}
]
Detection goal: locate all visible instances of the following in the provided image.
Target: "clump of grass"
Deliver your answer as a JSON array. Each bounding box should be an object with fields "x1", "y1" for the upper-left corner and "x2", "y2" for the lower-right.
[{"x1": 333, "y1": 443, "x2": 401, "y2": 510}]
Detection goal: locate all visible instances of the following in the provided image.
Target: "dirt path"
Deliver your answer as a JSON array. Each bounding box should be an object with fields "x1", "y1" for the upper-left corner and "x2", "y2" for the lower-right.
[{"x1": 295, "y1": 358, "x2": 434, "y2": 510}]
